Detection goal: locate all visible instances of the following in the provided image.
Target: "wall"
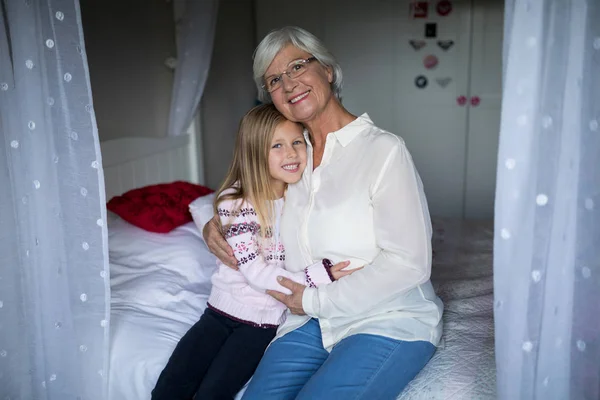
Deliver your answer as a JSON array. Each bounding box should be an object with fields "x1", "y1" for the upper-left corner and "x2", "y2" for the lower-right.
[
  {"x1": 200, "y1": 0, "x2": 258, "y2": 190},
  {"x1": 80, "y1": 0, "x2": 176, "y2": 141},
  {"x1": 254, "y1": 0, "x2": 503, "y2": 219}
]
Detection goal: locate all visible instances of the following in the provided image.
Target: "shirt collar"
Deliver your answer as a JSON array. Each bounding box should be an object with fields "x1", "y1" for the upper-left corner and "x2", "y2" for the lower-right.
[
  {"x1": 331, "y1": 113, "x2": 371, "y2": 147},
  {"x1": 302, "y1": 113, "x2": 372, "y2": 148}
]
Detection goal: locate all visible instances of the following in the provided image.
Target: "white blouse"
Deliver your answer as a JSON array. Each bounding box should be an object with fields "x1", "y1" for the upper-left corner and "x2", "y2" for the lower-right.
[{"x1": 277, "y1": 114, "x2": 443, "y2": 351}]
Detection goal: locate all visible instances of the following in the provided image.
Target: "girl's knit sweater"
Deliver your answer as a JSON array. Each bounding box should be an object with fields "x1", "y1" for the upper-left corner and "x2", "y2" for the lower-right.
[{"x1": 201, "y1": 191, "x2": 334, "y2": 328}]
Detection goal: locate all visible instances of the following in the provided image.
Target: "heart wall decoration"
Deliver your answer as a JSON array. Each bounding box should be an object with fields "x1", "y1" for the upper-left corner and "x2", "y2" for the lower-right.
[
  {"x1": 436, "y1": 77, "x2": 452, "y2": 88},
  {"x1": 409, "y1": 40, "x2": 427, "y2": 51},
  {"x1": 436, "y1": 0, "x2": 453, "y2": 16},
  {"x1": 423, "y1": 54, "x2": 439, "y2": 70},
  {"x1": 437, "y1": 40, "x2": 454, "y2": 51}
]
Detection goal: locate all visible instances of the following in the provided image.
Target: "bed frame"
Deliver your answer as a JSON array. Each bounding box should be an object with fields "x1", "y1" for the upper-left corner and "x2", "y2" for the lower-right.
[{"x1": 100, "y1": 130, "x2": 201, "y2": 200}]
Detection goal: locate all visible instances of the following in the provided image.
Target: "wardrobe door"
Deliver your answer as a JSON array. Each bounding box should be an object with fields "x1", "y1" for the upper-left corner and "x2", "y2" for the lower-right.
[
  {"x1": 393, "y1": 0, "x2": 473, "y2": 218},
  {"x1": 464, "y1": 0, "x2": 504, "y2": 219}
]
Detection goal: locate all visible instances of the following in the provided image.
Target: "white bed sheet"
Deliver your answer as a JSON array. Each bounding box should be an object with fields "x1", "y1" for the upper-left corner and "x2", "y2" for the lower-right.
[
  {"x1": 107, "y1": 216, "x2": 218, "y2": 400},
  {"x1": 108, "y1": 216, "x2": 495, "y2": 400}
]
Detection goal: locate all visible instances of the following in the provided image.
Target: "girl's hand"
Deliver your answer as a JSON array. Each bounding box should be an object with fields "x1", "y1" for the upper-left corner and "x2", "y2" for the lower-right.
[{"x1": 330, "y1": 261, "x2": 363, "y2": 281}]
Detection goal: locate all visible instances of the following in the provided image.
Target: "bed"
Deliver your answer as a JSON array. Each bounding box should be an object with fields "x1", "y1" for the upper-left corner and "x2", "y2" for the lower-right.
[{"x1": 102, "y1": 134, "x2": 496, "y2": 400}]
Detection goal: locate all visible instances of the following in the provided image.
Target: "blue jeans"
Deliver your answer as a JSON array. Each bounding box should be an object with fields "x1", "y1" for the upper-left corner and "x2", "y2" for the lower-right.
[{"x1": 242, "y1": 318, "x2": 435, "y2": 400}]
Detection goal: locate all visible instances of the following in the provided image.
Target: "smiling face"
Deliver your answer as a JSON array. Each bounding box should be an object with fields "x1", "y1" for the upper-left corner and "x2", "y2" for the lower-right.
[
  {"x1": 268, "y1": 120, "x2": 307, "y2": 197},
  {"x1": 264, "y1": 45, "x2": 334, "y2": 123}
]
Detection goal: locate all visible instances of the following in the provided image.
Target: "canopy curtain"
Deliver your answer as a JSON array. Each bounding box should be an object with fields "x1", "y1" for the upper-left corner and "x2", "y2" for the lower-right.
[
  {"x1": 168, "y1": 0, "x2": 218, "y2": 137},
  {"x1": 495, "y1": 1, "x2": 599, "y2": 399},
  {"x1": 0, "y1": 0, "x2": 110, "y2": 399}
]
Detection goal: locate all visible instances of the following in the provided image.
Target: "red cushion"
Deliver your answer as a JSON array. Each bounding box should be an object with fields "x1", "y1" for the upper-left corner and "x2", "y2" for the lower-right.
[{"x1": 107, "y1": 181, "x2": 214, "y2": 233}]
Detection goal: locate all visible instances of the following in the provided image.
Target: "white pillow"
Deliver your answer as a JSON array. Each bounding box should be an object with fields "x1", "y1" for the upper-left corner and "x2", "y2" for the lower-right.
[
  {"x1": 108, "y1": 217, "x2": 217, "y2": 324},
  {"x1": 188, "y1": 192, "x2": 216, "y2": 233}
]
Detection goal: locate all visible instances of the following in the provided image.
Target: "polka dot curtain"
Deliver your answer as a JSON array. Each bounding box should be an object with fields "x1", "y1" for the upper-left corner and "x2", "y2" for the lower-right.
[
  {"x1": 168, "y1": 0, "x2": 218, "y2": 136},
  {"x1": 495, "y1": 1, "x2": 599, "y2": 399},
  {"x1": 0, "y1": 1, "x2": 109, "y2": 399}
]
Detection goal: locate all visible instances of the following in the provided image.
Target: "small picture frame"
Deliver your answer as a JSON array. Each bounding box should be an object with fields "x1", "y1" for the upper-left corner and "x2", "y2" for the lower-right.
[{"x1": 425, "y1": 23, "x2": 437, "y2": 38}]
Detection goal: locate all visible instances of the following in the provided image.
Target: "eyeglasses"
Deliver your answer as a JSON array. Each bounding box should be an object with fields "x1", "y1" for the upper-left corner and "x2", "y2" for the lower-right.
[{"x1": 262, "y1": 57, "x2": 317, "y2": 93}]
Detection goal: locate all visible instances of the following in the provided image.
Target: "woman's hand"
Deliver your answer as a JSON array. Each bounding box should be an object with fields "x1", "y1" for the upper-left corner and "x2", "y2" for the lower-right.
[
  {"x1": 203, "y1": 216, "x2": 238, "y2": 269},
  {"x1": 330, "y1": 261, "x2": 363, "y2": 281},
  {"x1": 267, "y1": 277, "x2": 307, "y2": 315}
]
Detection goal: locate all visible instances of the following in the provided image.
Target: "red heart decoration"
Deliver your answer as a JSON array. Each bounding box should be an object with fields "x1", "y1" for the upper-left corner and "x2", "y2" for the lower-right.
[
  {"x1": 436, "y1": 0, "x2": 453, "y2": 16},
  {"x1": 457, "y1": 95, "x2": 467, "y2": 106},
  {"x1": 471, "y1": 96, "x2": 481, "y2": 106}
]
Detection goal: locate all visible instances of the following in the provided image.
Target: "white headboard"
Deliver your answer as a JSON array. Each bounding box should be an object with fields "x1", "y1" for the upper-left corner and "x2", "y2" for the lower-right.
[{"x1": 100, "y1": 133, "x2": 199, "y2": 200}]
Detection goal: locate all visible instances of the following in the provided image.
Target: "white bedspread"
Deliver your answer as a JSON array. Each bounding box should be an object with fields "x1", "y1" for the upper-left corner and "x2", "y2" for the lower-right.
[
  {"x1": 108, "y1": 217, "x2": 495, "y2": 400},
  {"x1": 399, "y1": 218, "x2": 496, "y2": 399}
]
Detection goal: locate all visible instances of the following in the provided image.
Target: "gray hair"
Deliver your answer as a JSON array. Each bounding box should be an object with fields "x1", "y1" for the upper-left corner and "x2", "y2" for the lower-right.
[{"x1": 253, "y1": 26, "x2": 343, "y2": 103}]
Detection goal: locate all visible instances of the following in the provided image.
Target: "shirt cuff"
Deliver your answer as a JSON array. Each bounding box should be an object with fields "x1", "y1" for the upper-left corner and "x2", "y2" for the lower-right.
[
  {"x1": 302, "y1": 287, "x2": 319, "y2": 318},
  {"x1": 290, "y1": 271, "x2": 308, "y2": 286},
  {"x1": 189, "y1": 199, "x2": 215, "y2": 244},
  {"x1": 304, "y1": 259, "x2": 334, "y2": 288}
]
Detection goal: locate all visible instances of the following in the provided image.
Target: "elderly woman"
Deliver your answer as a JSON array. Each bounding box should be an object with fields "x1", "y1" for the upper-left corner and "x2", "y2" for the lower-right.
[{"x1": 202, "y1": 26, "x2": 443, "y2": 399}]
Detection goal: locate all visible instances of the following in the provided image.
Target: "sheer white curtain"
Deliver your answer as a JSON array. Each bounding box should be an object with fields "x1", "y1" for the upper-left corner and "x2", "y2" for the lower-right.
[
  {"x1": 0, "y1": 0, "x2": 110, "y2": 399},
  {"x1": 169, "y1": 0, "x2": 218, "y2": 137},
  {"x1": 495, "y1": 1, "x2": 600, "y2": 399}
]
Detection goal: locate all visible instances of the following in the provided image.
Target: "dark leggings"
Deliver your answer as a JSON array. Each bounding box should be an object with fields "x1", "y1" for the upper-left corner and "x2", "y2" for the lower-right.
[{"x1": 151, "y1": 307, "x2": 276, "y2": 400}]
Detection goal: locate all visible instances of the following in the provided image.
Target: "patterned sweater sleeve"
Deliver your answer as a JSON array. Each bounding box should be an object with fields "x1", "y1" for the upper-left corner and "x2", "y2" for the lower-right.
[{"x1": 218, "y1": 197, "x2": 333, "y2": 294}]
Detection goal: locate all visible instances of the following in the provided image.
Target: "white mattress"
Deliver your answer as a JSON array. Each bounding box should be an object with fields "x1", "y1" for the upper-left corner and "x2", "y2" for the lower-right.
[{"x1": 108, "y1": 216, "x2": 496, "y2": 400}]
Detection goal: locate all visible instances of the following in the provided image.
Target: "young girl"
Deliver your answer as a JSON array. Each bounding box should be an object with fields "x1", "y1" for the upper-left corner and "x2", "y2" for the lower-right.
[{"x1": 151, "y1": 104, "x2": 357, "y2": 400}]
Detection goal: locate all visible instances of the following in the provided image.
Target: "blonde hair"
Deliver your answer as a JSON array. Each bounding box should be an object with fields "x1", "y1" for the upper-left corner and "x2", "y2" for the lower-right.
[{"x1": 214, "y1": 104, "x2": 297, "y2": 238}]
